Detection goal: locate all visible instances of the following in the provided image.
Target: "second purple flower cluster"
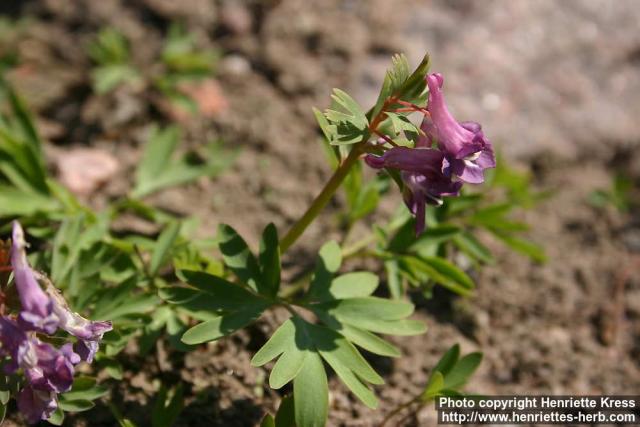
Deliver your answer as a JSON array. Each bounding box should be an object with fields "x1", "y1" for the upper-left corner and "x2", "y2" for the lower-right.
[
  {"x1": 365, "y1": 73, "x2": 496, "y2": 234},
  {"x1": 0, "y1": 222, "x2": 112, "y2": 423}
]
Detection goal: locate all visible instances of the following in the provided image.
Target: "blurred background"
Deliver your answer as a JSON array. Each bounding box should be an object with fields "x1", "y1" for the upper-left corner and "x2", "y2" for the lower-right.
[{"x1": 0, "y1": 0, "x2": 638, "y2": 425}]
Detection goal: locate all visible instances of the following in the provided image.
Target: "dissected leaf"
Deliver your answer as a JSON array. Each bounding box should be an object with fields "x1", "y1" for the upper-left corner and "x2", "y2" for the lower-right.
[
  {"x1": 181, "y1": 301, "x2": 268, "y2": 344},
  {"x1": 453, "y1": 232, "x2": 494, "y2": 264},
  {"x1": 307, "y1": 240, "x2": 342, "y2": 300},
  {"x1": 294, "y1": 352, "x2": 328, "y2": 427},
  {"x1": 326, "y1": 272, "x2": 378, "y2": 300},
  {"x1": 217, "y1": 224, "x2": 263, "y2": 293},
  {"x1": 259, "y1": 223, "x2": 281, "y2": 297},
  {"x1": 274, "y1": 395, "x2": 295, "y2": 427},
  {"x1": 151, "y1": 384, "x2": 184, "y2": 427},
  {"x1": 443, "y1": 352, "x2": 483, "y2": 389},
  {"x1": 149, "y1": 221, "x2": 181, "y2": 276}
]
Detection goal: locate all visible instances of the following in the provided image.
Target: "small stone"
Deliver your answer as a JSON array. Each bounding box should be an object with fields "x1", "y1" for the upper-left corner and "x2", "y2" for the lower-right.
[
  {"x1": 220, "y1": 2, "x2": 252, "y2": 35},
  {"x1": 55, "y1": 148, "x2": 119, "y2": 196},
  {"x1": 220, "y1": 54, "x2": 251, "y2": 77}
]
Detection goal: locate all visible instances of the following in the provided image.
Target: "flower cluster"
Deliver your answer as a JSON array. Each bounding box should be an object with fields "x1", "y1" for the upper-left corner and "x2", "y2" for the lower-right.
[
  {"x1": 365, "y1": 73, "x2": 496, "y2": 234},
  {"x1": 0, "y1": 222, "x2": 112, "y2": 423}
]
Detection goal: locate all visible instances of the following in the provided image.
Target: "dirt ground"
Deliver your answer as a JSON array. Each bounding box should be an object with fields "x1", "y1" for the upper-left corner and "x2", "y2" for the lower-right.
[{"x1": 1, "y1": 0, "x2": 639, "y2": 426}]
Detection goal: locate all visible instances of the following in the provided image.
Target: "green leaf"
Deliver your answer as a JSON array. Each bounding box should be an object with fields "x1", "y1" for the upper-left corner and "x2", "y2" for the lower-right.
[
  {"x1": 432, "y1": 344, "x2": 460, "y2": 377},
  {"x1": 259, "y1": 223, "x2": 281, "y2": 297},
  {"x1": 338, "y1": 324, "x2": 400, "y2": 357},
  {"x1": 93, "y1": 290, "x2": 159, "y2": 321},
  {"x1": 92, "y1": 64, "x2": 139, "y2": 93},
  {"x1": 316, "y1": 297, "x2": 426, "y2": 336},
  {"x1": 384, "y1": 112, "x2": 420, "y2": 135},
  {"x1": 489, "y1": 230, "x2": 546, "y2": 262},
  {"x1": 251, "y1": 319, "x2": 296, "y2": 366},
  {"x1": 274, "y1": 395, "x2": 296, "y2": 427},
  {"x1": 307, "y1": 241, "x2": 342, "y2": 300},
  {"x1": 62, "y1": 377, "x2": 109, "y2": 401},
  {"x1": 313, "y1": 107, "x2": 334, "y2": 142},
  {"x1": 0, "y1": 126, "x2": 48, "y2": 194},
  {"x1": 269, "y1": 345, "x2": 307, "y2": 389},
  {"x1": 409, "y1": 225, "x2": 461, "y2": 254},
  {"x1": 132, "y1": 127, "x2": 234, "y2": 198},
  {"x1": 326, "y1": 272, "x2": 378, "y2": 300},
  {"x1": 181, "y1": 301, "x2": 268, "y2": 344},
  {"x1": 150, "y1": 221, "x2": 181, "y2": 276},
  {"x1": 453, "y1": 232, "x2": 494, "y2": 264},
  {"x1": 329, "y1": 89, "x2": 368, "y2": 130},
  {"x1": 88, "y1": 28, "x2": 130, "y2": 64},
  {"x1": 420, "y1": 257, "x2": 475, "y2": 291},
  {"x1": 167, "y1": 270, "x2": 262, "y2": 312},
  {"x1": 254, "y1": 318, "x2": 310, "y2": 389},
  {"x1": 133, "y1": 126, "x2": 179, "y2": 197},
  {"x1": 254, "y1": 316, "x2": 387, "y2": 409},
  {"x1": 260, "y1": 415, "x2": 276, "y2": 427},
  {"x1": 421, "y1": 371, "x2": 444, "y2": 401},
  {"x1": 371, "y1": 53, "x2": 430, "y2": 119},
  {"x1": 101, "y1": 358, "x2": 123, "y2": 380},
  {"x1": 324, "y1": 88, "x2": 369, "y2": 146},
  {"x1": 400, "y1": 256, "x2": 474, "y2": 296},
  {"x1": 294, "y1": 352, "x2": 328, "y2": 427},
  {"x1": 11, "y1": 93, "x2": 39, "y2": 153},
  {"x1": 47, "y1": 407, "x2": 64, "y2": 425},
  {"x1": 217, "y1": 224, "x2": 263, "y2": 293},
  {"x1": 444, "y1": 352, "x2": 483, "y2": 389},
  {"x1": 151, "y1": 384, "x2": 184, "y2": 427},
  {"x1": 324, "y1": 297, "x2": 414, "y2": 321},
  {"x1": 51, "y1": 214, "x2": 109, "y2": 284},
  {"x1": 58, "y1": 399, "x2": 95, "y2": 412},
  {"x1": 0, "y1": 184, "x2": 58, "y2": 215},
  {"x1": 308, "y1": 322, "x2": 383, "y2": 386},
  {"x1": 384, "y1": 259, "x2": 403, "y2": 299}
]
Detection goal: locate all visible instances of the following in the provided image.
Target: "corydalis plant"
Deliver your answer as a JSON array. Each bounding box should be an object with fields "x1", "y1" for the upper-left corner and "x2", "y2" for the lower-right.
[
  {"x1": 364, "y1": 73, "x2": 495, "y2": 235},
  {"x1": 0, "y1": 222, "x2": 112, "y2": 423}
]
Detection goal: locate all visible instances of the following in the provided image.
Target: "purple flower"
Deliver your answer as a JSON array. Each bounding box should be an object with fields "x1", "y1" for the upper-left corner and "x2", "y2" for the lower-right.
[
  {"x1": 10, "y1": 222, "x2": 58, "y2": 334},
  {"x1": 17, "y1": 385, "x2": 58, "y2": 424},
  {"x1": 421, "y1": 73, "x2": 495, "y2": 184},
  {"x1": 401, "y1": 171, "x2": 463, "y2": 234},
  {"x1": 21, "y1": 339, "x2": 76, "y2": 393},
  {"x1": 75, "y1": 340, "x2": 100, "y2": 363},
  {"x1": 46, "y1": 282, "x2": 112, "y2": 363},
  {"x1": 0, "y1": 317, "x2": 77, "y2": 393},
  {"x1": 364, "y1": 147, "x2": 461, "y2": 234}
]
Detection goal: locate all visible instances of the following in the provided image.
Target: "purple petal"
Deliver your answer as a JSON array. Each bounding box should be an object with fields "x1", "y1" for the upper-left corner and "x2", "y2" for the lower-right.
[
  {"x1": 364, "y1": 147, "x2": 445, "y2": 176},
  {"x1": 46, "y1": 283, "x2": 113, "y2": 342},
  {"x1": 400, "y1": 171, "x2": 463, "y2": 235},
  {"x1": 364, "y1": 153, "x2": 386, "y2": 169},
  {"x1": 452, "y1": 160, "x2": 485, "y2": 184},
  {"x1": 428, "y1": 178, "x2": 463, "y2": 197},
  {"x1": 75, "y1": 340, "x2": 100, "y2": 363},
  {"x1": 20, "y1": 339, "x2": 75, "y2": 393},
  {"x1": 0, "y1": 316, "x2": 27, "y2": 359},
  {"x1": 425, "y1": 74, "x2": 476, "y2": 159},
  {"x1": 475, "y1": 142, "x2": 496, "y2": 169},
  {"x1": 460, "y1": 121, "x2": 482, "y2": 134},
  {"x1": 11, "y1": 222, "x2": 58, "y2": 334},
  {"x1": 17, "y1": 385, "x2": 57, "y2": 424},
  {"x1": 60, "y1": 343, "x2": 81, "y2": 365}
]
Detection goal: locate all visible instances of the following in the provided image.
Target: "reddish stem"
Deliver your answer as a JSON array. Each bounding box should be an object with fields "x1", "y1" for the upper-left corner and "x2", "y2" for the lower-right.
[{"x1": 374, "y1": 130, "x2": 399, "y2": 147}]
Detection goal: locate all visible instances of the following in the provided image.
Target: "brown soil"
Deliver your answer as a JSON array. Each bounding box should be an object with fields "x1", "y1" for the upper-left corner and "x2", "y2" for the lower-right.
[{"x1": 1, "y1": 0, "x2": 639, "y2": 426}]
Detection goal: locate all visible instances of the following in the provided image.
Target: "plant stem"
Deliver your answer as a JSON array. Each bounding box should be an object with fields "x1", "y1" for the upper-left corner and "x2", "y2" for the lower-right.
[
  {"x1": 378, "y1": 394, "x2": 423, "y2": 427},
  {"x1": 280, "y1": 145, "x2": 363, "y2": 252},
  {"x1": 280, "y1": 95, "x2": 400, "y2": 253}
]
